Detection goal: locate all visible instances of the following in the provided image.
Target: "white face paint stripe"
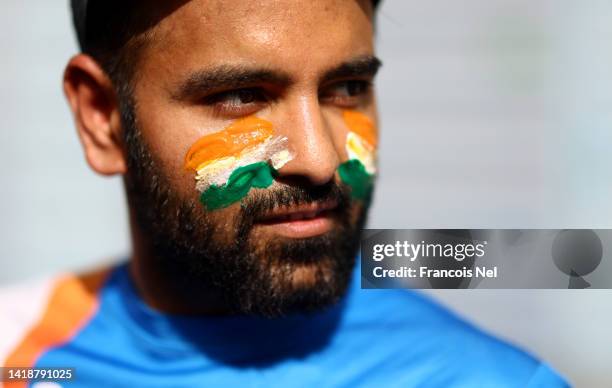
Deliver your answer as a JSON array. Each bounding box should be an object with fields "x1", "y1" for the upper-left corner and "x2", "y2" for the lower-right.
[
  {"x1": 194, "y1": 135, "x2": 294, "y2": 192},
  {"x1": 346, "y1": 132, "x2": 377, "y2": 174}
]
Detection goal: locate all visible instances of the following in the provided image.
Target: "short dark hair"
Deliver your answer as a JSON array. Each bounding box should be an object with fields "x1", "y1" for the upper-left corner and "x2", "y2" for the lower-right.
[
  {"x1": 70, "y1": 0, "x2": 163, "y2": 89},
  {"x1": 70, "y1": 0, "x2": 381, "y2": 88}
]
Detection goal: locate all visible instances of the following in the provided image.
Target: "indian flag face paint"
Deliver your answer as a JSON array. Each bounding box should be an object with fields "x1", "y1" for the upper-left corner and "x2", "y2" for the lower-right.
[
  {"x1": 338, "y1": 110, "x2": 377, "y2": 200},
  {"x1": 184, "y1": 116, "x2": 293, "y2": 210}
]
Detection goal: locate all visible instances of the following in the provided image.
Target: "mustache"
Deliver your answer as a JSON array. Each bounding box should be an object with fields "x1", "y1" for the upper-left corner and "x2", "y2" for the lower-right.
[{"x1": 239, "y1": 180, "x2": 352, "y2": 223}]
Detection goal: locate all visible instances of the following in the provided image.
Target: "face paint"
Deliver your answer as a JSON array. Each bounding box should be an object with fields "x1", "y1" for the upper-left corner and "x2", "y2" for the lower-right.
[
  {"x1": 184, "y1": 116, "x2": 293, "y2": 210},
  {"x1": 339, "y1": 110, "x2": 377, "y2": 200}
]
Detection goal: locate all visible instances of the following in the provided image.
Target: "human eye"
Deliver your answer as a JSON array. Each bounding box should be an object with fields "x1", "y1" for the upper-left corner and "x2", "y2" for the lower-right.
[
  {"x1": 319, "y1": 80, "x2": 373, "y2": 107},
  {"x1": 203, "y1": 87, "x2": 269, "y2": 117}
]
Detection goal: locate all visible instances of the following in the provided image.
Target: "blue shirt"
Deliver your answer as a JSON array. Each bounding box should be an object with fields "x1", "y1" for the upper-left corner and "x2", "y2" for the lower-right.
[{"x1": 4, "y1": 261, "x2": 569, "y2": 387}]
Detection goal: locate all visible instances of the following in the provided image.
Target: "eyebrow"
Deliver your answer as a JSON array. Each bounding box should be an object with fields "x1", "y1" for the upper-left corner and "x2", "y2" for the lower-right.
[
  {"x1": 172, "y1": 66, "x2": 292, "y2": 101},
  {"x1": 320, "y1": 55, "x2": 382, "y2": 84},
  {"x1": 171, "y1": 55, "x2": 382, "y2": 101}
]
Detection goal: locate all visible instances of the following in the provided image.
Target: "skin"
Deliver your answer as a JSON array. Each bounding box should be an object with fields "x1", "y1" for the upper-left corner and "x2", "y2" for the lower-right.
[{"x1": 63, "y1": 0, "x2": 379, "y2": 314}]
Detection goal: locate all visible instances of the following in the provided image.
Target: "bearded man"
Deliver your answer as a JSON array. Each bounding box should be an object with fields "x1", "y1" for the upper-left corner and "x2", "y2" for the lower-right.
[{"x1": 0, "y1": 1, "x2": 568, "y2": 387}]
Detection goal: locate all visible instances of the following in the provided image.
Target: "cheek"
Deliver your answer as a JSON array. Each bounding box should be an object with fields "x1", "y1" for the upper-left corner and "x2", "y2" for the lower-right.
[
  {"x1": 338, "y1": 110, "x2": 377, "y2": 200},
  {"x1": 340, "y1": 110, "x2": 377, "y2": 172},
  {"x1": 132, "y1": 100, "x2": 213, "y2": 199},
  {"x1": 140, "y1": 133, "x2": 199, "y2": 204},
  {"x1": 183, "y1": 116, "x2": 294, "y2": 210}
]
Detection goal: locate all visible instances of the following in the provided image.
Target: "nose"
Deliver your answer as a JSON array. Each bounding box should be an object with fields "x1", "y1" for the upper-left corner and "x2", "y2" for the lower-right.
[{"x1": 275, "y1": 95, "x2": 340, "y2": 186}]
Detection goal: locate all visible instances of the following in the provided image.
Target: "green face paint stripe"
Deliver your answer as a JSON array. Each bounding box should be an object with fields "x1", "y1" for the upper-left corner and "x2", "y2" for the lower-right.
[
  {"x1": 338, "y1": 159, "x2": 373, "y2": 200},
  {"x1": 200, "y1": 162, "x2": 275, "y2": 210},
  {"x1": 201, "y1": 158, "x2": 373, "y2": 209}
]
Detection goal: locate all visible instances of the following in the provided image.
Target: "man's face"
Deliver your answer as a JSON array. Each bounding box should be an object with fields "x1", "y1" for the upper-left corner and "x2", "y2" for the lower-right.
[{"x1": 123, "y1": 0, "x2": 379, "y2": 315}]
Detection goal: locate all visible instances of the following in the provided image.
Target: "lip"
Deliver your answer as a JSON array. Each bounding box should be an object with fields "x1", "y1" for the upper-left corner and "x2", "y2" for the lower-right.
[{"x1": 255, "y1": 200, "x2": 338, "y2": 238}]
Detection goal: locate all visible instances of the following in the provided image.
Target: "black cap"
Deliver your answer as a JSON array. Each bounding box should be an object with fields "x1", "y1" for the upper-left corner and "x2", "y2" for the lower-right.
[
  {"x1": 70, "y1": 0, "x2": 381, "y2": 52},
  {"x1": 70, "y1": 0, "x2": 88, "y2": 50}
]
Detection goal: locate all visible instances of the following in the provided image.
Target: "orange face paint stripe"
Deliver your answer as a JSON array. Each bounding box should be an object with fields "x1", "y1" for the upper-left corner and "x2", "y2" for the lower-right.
[
  {"x1": 184, "y1": 116, "x2": 274, "y2": 171},
  {"x1": 2, "y1": 269, "x2": 111, "y2": 388},
  {"x1": 343, "y1": 110, "x2": 377, "y2": 148}
]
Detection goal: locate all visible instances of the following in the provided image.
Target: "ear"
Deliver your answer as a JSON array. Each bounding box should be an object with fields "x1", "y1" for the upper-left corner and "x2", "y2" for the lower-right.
[{"x1": 63, "y1": 54, "x2": 127, "y2": 175}]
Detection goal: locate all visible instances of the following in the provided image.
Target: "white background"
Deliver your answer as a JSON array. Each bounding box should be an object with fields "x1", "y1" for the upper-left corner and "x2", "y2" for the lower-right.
[{"x1": 0, "y1": 1, "x2": 611, "y2": 386}]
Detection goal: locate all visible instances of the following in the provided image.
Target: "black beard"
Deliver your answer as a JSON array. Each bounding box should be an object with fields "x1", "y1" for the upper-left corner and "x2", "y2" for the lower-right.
[{"x1": 120, "y1": 95, "x2": 369, "y2": 317}]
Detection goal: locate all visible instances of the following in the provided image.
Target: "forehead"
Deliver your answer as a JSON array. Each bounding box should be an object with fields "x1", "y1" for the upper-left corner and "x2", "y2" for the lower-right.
[{"x1": 140, "y1": 0, "x2": 374, "y2": 78}]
